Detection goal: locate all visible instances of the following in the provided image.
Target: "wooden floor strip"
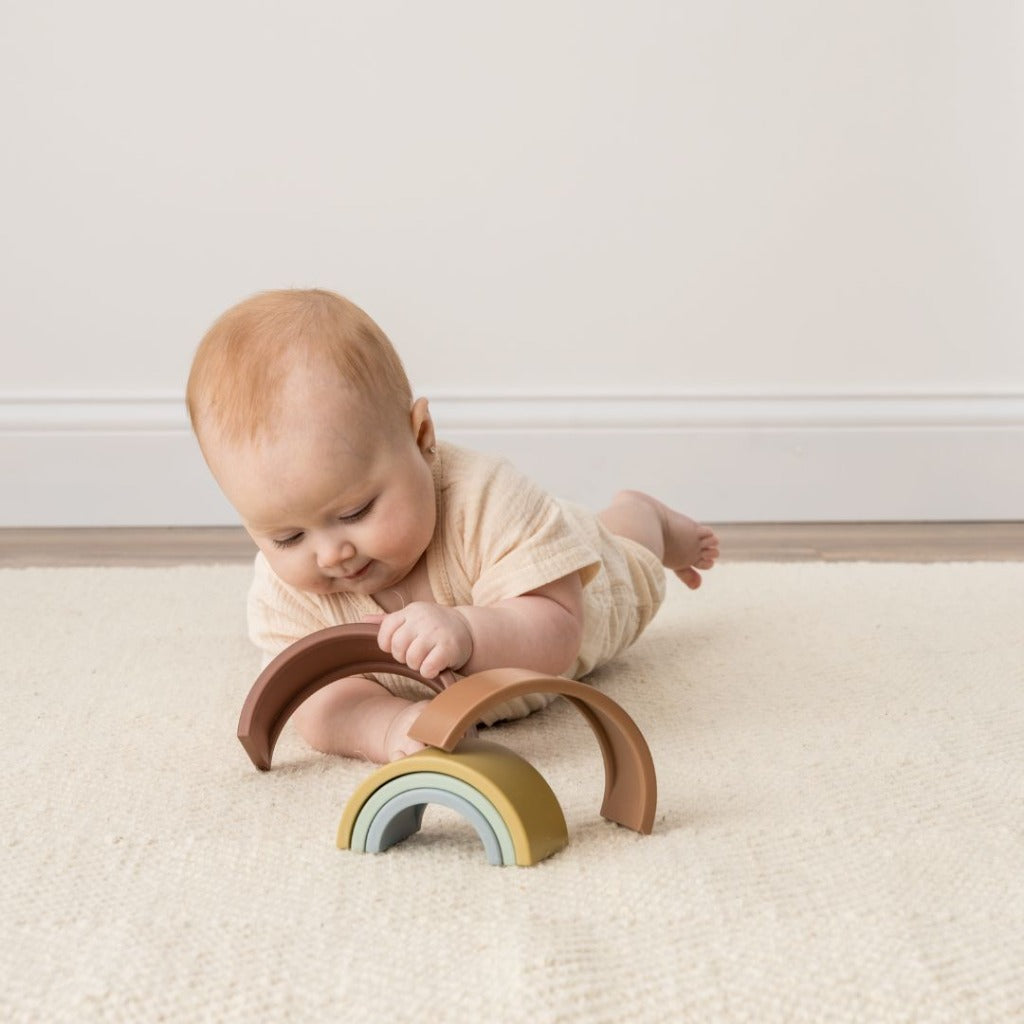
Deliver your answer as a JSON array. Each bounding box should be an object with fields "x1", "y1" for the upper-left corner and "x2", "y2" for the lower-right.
[
  {"x1": 715, "y1": 522, "x2": 1024, "y2": 563},
  {"x1": 0, "y1": 523, "x2": 1021, "y2": 567}
]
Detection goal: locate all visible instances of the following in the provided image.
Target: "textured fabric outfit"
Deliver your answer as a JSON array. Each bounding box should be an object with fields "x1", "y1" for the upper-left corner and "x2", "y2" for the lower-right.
[{"x1": 247, "y1": 442, "x2": 666, "y2": 724}]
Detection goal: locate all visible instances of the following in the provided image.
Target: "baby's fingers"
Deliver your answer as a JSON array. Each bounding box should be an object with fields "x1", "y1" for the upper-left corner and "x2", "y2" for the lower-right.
[
  {"x1": 371, "y1": 612, "x2": 406, "y2": 658},
  {"x1": 418, "y1": 645, "x2": 448, "y2": 680}
]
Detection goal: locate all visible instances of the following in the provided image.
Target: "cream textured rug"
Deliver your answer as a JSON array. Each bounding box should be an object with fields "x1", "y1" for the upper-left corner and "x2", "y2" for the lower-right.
[{"x1": 2, "y1": 562, "x2": 1023, "y2": 1023}]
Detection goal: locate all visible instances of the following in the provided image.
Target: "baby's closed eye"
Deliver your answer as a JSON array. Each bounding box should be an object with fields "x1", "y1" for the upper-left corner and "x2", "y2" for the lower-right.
[{"x1": 339, "y1": 498, "x2": 375, "y2": 523}]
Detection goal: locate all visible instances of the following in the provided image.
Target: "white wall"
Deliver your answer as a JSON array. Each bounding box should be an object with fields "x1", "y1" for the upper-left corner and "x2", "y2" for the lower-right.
[{"x1": 2, "y1": 1, "x2": 1022, "y2": 525}]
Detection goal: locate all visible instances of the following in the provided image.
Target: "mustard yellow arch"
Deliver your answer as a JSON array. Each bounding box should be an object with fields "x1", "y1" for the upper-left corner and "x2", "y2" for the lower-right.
[{"x1": 337, "y1": 739, "x2": 569, "y2": 866}]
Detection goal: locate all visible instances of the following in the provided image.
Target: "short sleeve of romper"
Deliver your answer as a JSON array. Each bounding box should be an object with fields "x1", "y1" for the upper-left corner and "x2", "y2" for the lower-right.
[
  {"x1": 426, "y1": 443, "x2": 602, "y2": 725},
  {"x1": 432, "y1": 443, "x2": 601, "y2": 609}
]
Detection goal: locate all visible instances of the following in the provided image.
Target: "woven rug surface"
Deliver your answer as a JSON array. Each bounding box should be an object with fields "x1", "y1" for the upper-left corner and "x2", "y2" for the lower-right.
[{"x1": 2, "y1": 562, "x2": 1022, "y2": 1023}]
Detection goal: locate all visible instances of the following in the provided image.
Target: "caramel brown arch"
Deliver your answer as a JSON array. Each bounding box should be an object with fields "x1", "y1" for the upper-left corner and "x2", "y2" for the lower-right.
[
  {"x1": 408, "y1": 669, "x2": 658, "y2": 835},
  {"x1": 237, "y1": 623, "x2": 457, "y2": 770}
]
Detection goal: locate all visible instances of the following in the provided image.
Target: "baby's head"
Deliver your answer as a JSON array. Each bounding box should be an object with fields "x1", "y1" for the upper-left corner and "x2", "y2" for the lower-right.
[
  {"x1": 187, "y1": 288, "x2": 413, "y2": 449},
  {"x1": 188, "y1": 289, "x2": 437, "y2": 596}
]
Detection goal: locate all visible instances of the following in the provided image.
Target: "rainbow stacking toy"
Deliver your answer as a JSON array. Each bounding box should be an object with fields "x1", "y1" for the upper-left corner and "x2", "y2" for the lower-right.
[{"x1": 237, "y1": 623, "x2": 657, "y2": 866}]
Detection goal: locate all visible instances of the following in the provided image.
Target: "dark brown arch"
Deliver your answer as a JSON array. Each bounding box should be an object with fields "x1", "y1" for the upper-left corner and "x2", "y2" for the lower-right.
[
  {"x1": 237, "y1": 623, "x2": 457, "y2": 770},
  {"x1": 409, "y1": 669, "x2": 658, "y2": 834}
]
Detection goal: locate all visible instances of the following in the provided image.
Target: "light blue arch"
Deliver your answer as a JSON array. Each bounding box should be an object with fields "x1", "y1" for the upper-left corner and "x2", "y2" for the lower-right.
[
  {"x1": 364, "y1": 787, "x2": 505, "y2": 866},
  {"x1": 350, "y1": 771, "x2": 516, "y2": 866}
]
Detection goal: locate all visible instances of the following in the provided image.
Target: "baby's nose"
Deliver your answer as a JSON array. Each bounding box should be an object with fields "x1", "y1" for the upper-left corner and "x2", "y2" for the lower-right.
[{"x1": 317, "y1": 537, "x2": 356, "y2": 569}]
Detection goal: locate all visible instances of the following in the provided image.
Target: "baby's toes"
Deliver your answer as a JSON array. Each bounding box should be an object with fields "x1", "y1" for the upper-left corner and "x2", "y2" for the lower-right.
[
  {"x1": 675, "y1": 566, "x2": 703, "y2": 590},
  {"x1": 387, "y1": 737, "x2": 426, "y2": 762}
]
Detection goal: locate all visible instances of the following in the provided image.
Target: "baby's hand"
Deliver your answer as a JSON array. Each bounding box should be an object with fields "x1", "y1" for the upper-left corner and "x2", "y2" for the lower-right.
[{"x1": 363, "y1": 602, "x2": 473, "y2": 680}]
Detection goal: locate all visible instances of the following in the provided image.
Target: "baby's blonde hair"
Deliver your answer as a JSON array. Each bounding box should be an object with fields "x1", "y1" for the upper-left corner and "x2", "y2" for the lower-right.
[{"x1": 187, "y1": 289, "x2": 413, "y2": 447}]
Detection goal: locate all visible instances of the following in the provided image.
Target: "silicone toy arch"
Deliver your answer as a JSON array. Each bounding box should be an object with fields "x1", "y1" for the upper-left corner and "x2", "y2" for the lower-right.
[
  {"x1": 237, "y1": 623, "x2": 457, "y2": 770},
  {"x1": 337, "y1": 739, "x2": 569, "y2": 866},
  {"x1": 409, "y1": 669, "x2": 658, "y2": 835}
]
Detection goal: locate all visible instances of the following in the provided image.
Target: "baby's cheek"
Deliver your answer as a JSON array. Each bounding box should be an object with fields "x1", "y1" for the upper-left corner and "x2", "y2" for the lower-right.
[
  {"x1": 381, "y1": 517, "x2": 431, "y2": 562},
  {"x1": 270, "y1": 551, "x2": 316, "y2": 590}
]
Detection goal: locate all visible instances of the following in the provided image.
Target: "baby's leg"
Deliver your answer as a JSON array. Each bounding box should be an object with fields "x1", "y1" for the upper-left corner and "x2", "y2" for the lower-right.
[
  {"x1": 290, "y1": 675, "x2": 431, "y2": 763},
  {"x1": 598, "y1": 490, "x2": 720, "y2": 590}
]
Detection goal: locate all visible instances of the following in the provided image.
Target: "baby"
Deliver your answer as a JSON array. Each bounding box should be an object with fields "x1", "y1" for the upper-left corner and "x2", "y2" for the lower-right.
[{"x1": 187, "y1": 289, "x2": 719, "y2": 763}]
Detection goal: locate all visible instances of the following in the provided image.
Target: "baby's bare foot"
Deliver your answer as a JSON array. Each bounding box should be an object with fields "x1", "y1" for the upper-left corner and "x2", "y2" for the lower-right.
[
  {"x1": 383, "y1": 700, "x2": 431, "y2": 761},
  {"x1": 665, "y1": 513, "x2": 720, "y2": 589},
  {"x1": 381, "y1": 698, "x2": 478, "y2": 761},
  {"x1": 622, "y1": 490, "x2": 720, "y2": 589}
]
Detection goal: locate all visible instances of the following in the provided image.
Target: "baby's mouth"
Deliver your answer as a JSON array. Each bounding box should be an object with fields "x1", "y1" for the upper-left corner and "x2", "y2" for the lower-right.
[{"x1": 341, "y1": 562, "x2": 372, "y2": 582}]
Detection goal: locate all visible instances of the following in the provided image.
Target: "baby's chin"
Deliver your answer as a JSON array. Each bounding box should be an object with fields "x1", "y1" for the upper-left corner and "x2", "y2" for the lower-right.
[
  {"x1": 312, "y1": 578, "x2": 367, "y2": 596},
  {"x1": 298, "y1": 562, "x2": 412, "y2": 598},
  {"x1": 289, "y1": 575, "x2": 363, "y2": 597},
  {"x1": 309, "y1": 573, "x2": 386, "y2": 598}
]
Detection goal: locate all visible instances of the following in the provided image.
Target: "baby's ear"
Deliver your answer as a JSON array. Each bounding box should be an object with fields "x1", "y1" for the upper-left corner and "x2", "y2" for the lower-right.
[{"x1": 410, "y1": 397, "x2": 436, "y2": 454}]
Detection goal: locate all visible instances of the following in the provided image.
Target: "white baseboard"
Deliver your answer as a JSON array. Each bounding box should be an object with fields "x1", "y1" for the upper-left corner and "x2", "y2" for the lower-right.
[{"x1": 2, "y1": 392, "x2": 1022, "y2": 526}]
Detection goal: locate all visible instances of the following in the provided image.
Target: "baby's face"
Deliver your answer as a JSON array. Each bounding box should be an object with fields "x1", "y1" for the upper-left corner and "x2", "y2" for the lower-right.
[{"x1": 205, "y1": 374, "x2": 436, "y2": 598}]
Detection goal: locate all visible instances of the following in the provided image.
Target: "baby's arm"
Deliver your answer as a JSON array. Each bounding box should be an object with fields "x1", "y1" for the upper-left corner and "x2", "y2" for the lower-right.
[
  {"x1": 368, "y1": 572, "x2": 585, "y2": 679},
  {"x1": 290, "y1": 675, "x2": 432, "y2": 762},
  {"x1": 295, "y1": 573, "x2": 582, "y2": 762}
]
